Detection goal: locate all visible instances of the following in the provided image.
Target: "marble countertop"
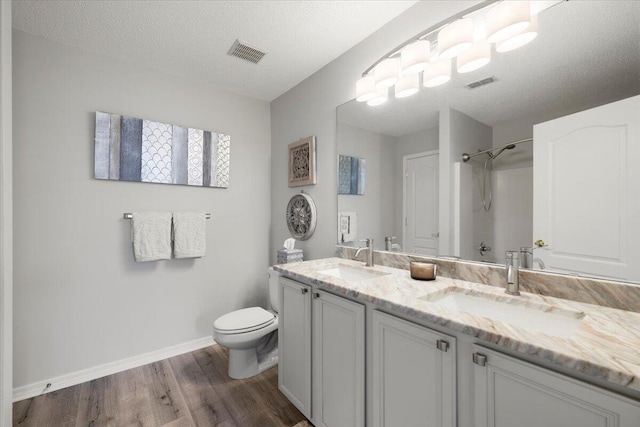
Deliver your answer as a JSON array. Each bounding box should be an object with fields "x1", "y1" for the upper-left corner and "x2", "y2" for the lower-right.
[{"x1": 274, "y1": 257, "x2": 640, "y2": 394}]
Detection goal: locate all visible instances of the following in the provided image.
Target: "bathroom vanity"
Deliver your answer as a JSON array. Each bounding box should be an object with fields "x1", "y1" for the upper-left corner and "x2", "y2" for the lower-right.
[{"x1": 275, "y1": 258, "x2": 640, "y2": 427}]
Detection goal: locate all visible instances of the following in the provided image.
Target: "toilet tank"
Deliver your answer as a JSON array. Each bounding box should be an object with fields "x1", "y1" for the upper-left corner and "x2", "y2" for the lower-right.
[{"x1": 268, "y1": 267, "x2": 280, "y2": 313}]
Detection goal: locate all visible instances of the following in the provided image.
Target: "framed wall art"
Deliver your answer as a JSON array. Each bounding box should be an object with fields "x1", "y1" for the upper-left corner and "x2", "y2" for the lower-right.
[
  {"x1": 288, "y1": 136, "x2": 316, "y2": 187},
  {"x1": 338, "y1": 154, "x2": 365, "y2": 195},
  {"x1": 94, "y1": 111, "x2": 230, "y2": 188}
]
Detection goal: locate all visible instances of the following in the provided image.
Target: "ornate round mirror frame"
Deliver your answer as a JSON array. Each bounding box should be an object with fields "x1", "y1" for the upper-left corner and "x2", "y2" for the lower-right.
[{"x1": 286, "y1": 192, "x2": 317, "y2": 240}]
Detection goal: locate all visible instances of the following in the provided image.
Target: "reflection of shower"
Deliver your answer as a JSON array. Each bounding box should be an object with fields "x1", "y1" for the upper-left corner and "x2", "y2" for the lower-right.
[
  {"x1": 479, "y1": 144, "x2": 516, "y2": 211},
  {"x1": 463, "y1": 138, "x2": 532, "y2": 212}
]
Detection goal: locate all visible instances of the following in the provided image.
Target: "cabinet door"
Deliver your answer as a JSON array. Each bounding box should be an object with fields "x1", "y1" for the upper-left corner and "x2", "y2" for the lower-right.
[
  {"x1": 278, "y1": 277, "x2": 312, "y2": 419},
  {"x1": 533, "y1": 95, "x2": 640, "y2": 281},
  {"x1": 473, "y1": 345, "x2": 640, "y2": 427},
  {"x1": 372, "y1": 310, "x2": 456, "y2": 427},
  {"x1": 313, "y1": 290, "x2": 365, "y2": 427}
]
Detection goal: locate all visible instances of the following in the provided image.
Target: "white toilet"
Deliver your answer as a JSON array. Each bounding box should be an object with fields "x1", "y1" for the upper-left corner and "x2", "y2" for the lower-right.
[{"x1": 213, "y1": 268, "x2": 280, "y2": 379}]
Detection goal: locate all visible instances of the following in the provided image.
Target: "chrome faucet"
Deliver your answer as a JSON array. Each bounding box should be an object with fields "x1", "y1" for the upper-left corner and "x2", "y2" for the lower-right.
[
  {"x1": 384, "y1": 236, "x2": 401, "y2": 252},
  {"x1": 505, "y1": 251, "x2": 520, "y2": 296},
  {"x1": 520, "y1": 246, "x2": 546, "y2": 270},
  {"x1": 355, "y1": 238, "x2": 374, "y2": 267}
]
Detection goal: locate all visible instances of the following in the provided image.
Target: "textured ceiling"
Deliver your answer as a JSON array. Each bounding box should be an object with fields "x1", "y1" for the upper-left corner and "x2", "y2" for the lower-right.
[
  {"x1": 339, "y1": 1, "x2": 640, "y2": 137},
  {"x1": 12, "y1": 0, "x2": 417, "y2": 101}
]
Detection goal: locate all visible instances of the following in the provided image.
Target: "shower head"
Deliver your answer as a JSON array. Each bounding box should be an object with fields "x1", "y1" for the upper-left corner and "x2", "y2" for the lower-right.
[{"x1": 489, "y1": 144, "x2": 516, "y2": 159}]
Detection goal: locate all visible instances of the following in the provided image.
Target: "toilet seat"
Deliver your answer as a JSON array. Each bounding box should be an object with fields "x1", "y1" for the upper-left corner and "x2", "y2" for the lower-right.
[{"x1": 214, "y1": 307, "x2": 276, "y2": 335}]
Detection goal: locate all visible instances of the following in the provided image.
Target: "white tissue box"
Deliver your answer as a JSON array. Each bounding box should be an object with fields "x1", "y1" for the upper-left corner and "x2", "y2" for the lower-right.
[{"x1": 277, "y1": 249, "x2": 303, "y2": 264}]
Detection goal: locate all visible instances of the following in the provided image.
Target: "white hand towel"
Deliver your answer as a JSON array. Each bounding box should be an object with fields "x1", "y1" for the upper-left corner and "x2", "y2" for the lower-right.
[
  {"x1": 173, "y1": 212, "x2": 207, "y2": 259},
  {"x1": 131, "y1": 212, "x2": 172, "y2": 262}
]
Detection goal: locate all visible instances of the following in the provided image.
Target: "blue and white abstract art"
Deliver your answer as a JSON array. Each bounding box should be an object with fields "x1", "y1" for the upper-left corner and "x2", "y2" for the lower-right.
[{"x1": 94, "y1": 111, "x2": 230, "y2": 188}]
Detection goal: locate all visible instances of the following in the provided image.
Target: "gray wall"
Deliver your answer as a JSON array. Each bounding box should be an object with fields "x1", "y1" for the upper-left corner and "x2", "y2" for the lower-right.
[
  {"x1": 1, "y1": 2, "x2": 12, "y2": 424},
  {"x1": 337, "y1": 123, "x2": 395, "y2": 249},
  {"x1": 270, "y1": 1, "x2": 479, "y2": 263},
  {"x1": 440, "y1": 108, "x2": 492, "y2": 256},
  {"x1": 12, "y1": 31, "x2": 271, "y2": 388}
]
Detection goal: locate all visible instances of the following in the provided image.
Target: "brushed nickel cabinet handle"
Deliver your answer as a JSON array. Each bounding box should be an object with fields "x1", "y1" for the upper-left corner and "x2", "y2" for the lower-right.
[{"x1": 472, "y1": 352, "x2": 488, "y2": 367}]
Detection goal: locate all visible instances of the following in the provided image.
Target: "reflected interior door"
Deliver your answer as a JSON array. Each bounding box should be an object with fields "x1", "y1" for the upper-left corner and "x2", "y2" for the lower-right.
[
  {"x1": 533, "y1": 95, "x2": 640, "y2": 281},
  {"x1": 405, "y1": 152, "x2": 439, "y2": 255}
]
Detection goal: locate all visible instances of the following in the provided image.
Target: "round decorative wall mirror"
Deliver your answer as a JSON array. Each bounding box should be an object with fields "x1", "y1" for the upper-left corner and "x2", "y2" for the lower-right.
[{"x1": 286, "y1": 193, "x2": 317, "y2": 240}]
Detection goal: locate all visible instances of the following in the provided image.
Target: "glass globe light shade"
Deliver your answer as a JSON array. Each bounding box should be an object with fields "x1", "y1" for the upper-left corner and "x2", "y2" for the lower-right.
[
  {"x1": 486, "y1": 1, "x2": 531, "y2": 44},
  {"x1": 423, "y1": 58, "x2": 451, "y2": 88},
  {"x1": 395, "y1": 74, "x2": 420, "y2": 98},
  {"x1": 496, "y1": 14, "x2": 538, "y2": 52},
  {"x1": 438, "y1": 18, "x2": 474, "y2": 59},
  {"x1": 374, "y1": 58, "x2": 400, "y2": 89},
  {"x1": 367, "y1": 87, "x2": 389, "y2": 106},
  {"x1": 457, "y1": 41, "x2": 491, "y2": 73},
  {"x1": 401, "y1": 40, "x2": 431, "y2": 75},
  {"x1": 355, "y1": 75, "x2": 376, "y2": 102}
]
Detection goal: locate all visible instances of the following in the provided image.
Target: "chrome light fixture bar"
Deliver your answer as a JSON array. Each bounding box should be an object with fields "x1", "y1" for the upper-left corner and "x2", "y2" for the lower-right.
[{"x1": 355, "y1": 1, "x2": 563, "y2": 106}]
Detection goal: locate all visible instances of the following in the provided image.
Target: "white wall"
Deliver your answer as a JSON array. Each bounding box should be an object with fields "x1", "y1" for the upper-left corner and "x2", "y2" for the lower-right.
[
  {"x1": 12, "y1": 31, "x2": 271, "y2": 389},
  {"x1": 0, "y1": 2, "x2": 12, "y2": 424},
  {"x1": 270, "y1": 1, "x2": 480, "y2": 264},
  {"x1": 337, "y1": 123, "x2": 395, "y2": 249}
]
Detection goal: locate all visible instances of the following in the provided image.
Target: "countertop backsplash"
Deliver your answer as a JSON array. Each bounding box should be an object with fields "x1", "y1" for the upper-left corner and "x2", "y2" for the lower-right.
[{"x1": 336, "y1": 246, "x2": 640, "y2": 313}]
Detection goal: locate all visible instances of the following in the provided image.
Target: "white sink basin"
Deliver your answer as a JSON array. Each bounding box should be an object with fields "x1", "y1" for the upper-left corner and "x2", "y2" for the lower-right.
[
  {"x1": 421, "y1": 288, "x2": 585, "y2": 338},
  {"x1": 318, "y1": 265, "x2": 389, "y2": 281}
]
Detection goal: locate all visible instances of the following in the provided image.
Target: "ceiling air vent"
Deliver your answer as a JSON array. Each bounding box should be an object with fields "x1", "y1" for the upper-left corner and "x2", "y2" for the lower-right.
[
  {"x1": 227, "y1": 39, "x2": 266, "y2": 64},
  {"x1": 466, "y1": 76, "x2": 497, "y2": 89}
]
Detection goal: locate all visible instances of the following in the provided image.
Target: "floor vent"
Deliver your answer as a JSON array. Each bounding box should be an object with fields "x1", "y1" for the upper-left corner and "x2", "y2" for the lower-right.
[
  {"x1": 466, "y1": 76, "x2": 497, "y2": 89},
  {"x1": 228, "y1": 39, "x2": 266, "y2": 64}
]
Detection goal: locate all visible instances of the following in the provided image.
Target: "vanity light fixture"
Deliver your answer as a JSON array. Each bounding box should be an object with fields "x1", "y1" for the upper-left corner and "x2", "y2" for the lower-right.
[
  {"x1": 367, "y1": 87, "x2": 389, "y2": 106},
  {"x1": 458, "y1": 40, "x2": 491, "y2": 73},
  {"x1": 395, "y1": 74, "x2": 420, "y2": 98},
  {"x1": 355, "y1": 0, "x2": 555, "y2": 106},
  {"x1": 496, "y1": 14, "x2": 538, "y2": 52},
  {"x1": 423, "y1": 58, "x2": 451, "y2": 88},
  {"x1": 401, "y1": 40, "x2": 431, "y2": 75},
  {"x1": 355, "y1": 75, "x2": 377, "y2": 102},
  {"x1": 374, "y1": 58, "x2": 400, "y2": 89},
  {"x1": 438, "y1": 18, "x2": 475, "y2": 60}
]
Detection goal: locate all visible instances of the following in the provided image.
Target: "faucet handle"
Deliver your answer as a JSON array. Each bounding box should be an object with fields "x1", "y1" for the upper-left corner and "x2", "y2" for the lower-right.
[
  {"x1": 505, "y1": 250, "x2": 519, "y2": 261},
  {"x1": 359, "y1": 238, "x2": 372, "y2": 246}
]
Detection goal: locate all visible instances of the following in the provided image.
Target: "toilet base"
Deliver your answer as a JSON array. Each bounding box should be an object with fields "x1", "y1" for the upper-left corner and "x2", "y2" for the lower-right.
[
  {"x1": 228, "y1": 347, "x2": 278, "y2": 379},
  {"x1": 227, "y1": 331, "x2": 279, "y2": 379},
  {"x1": 228, "y1": 348, "x2": 259, "y2": 379}
]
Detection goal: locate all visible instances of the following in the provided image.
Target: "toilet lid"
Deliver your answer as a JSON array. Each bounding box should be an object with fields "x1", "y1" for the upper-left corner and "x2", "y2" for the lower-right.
[{"x1": 214, "y1": 307, "x2": 276, "y2": 334}]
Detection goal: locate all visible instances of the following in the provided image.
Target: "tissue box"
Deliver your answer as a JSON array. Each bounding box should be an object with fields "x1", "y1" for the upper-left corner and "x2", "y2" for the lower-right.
[{"x1": 277, "y1": 249, "x2": 303, "y2": 264}]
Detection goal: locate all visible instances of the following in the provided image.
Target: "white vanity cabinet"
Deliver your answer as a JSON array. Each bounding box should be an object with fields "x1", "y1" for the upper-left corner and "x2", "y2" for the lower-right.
[
  {"x1": 472, "y1": 345, "x2": 640, "y2": 427},
  {"x1": 278, "y1": 277, "x2": 312, "y2": 419},
  {"x1": 372, "y1": 310, "x2": 457, "y2": 427},
  {"x1": 279, "y1": 274, "x2": 640, "y2": 427},
  {"x1": 312, "y1": 289, "x2": 365, "y2": 427},
  {"x1": 278, "y1": 278, "x2": 365, "y2": 426}
]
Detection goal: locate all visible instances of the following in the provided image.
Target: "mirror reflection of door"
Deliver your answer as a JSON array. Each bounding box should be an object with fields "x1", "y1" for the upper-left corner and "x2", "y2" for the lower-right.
[
  {"x1": 404, "y1": 151, "x2": 439, "y2": 255},
  {"x1": 533, "y1": 95, "x2": 640, "y2": 281}
]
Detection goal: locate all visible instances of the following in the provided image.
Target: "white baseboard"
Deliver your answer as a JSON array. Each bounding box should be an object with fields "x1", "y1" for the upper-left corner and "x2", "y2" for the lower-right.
[{"x1": 13, "y1": 336, "x2": 215, "y2": 402}]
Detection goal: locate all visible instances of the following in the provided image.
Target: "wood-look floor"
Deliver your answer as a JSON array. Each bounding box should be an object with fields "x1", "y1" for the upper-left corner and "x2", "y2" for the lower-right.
[{"x1": 13, "y1": 344, "x2": 307, "y2": 427}]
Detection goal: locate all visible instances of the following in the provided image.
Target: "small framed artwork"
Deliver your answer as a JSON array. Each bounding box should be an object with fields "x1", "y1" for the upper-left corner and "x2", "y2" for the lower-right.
[{"x1": 288, "y1": 136, "x2": 317, "y2": 187}]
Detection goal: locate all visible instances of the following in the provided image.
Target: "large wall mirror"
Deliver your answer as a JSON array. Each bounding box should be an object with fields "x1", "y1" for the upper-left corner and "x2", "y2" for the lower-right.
[{"x1": 337, "y1": 1, "x2": 640, "y2": 283}]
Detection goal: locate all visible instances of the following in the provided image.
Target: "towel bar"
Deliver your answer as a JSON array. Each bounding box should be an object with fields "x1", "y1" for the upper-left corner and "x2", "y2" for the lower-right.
[{"x1": 123, "y1": 212, "x2": 211, "y2": 219}]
